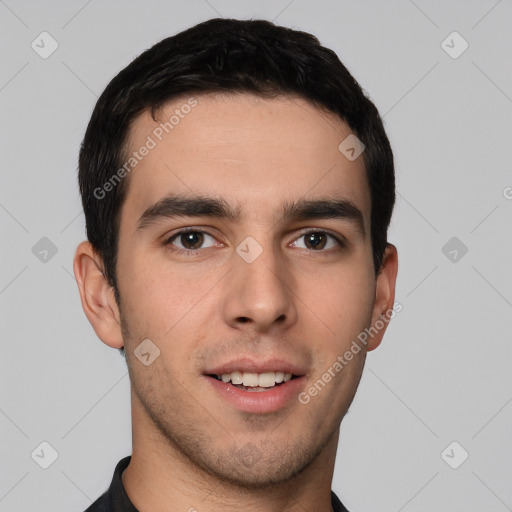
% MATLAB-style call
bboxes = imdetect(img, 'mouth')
[203,358,307,413]
[204,367,306,414]
[207,371,299,392]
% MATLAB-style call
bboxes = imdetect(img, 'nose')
[222,240,298,333]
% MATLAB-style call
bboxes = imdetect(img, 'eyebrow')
[136,193,365,236]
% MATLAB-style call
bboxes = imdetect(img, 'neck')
[122,393,338,512]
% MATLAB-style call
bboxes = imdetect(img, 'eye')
[165,229,218,252]
[290,231,344,251]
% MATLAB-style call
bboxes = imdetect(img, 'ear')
[73,241,124,349]
[367,243,399,352]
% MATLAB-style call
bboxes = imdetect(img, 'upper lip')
[205,357,306,376]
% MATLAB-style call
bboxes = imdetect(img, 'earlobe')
[367,243,399,352]
[73,241,124,349]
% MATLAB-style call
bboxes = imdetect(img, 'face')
[96,93,396,487]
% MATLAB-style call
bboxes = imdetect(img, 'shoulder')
[331,490,351,512]
[82,456,132,512]
[83,491,110,512]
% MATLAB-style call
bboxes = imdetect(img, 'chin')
[180,434,329,490]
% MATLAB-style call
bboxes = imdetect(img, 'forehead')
[120,93,370,229]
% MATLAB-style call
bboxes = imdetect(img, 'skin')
[74,93,398,512]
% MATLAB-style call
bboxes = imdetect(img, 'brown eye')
[166,230,216,251]
[179,231,204,249]
[304,232,327,250]
[291,231,343,251]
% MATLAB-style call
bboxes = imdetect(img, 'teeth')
[230,371,243,385]
[243,373,260,387]
[258,372,276,388]
[217,371,294,387]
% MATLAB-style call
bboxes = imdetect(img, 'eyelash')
[164,228,346,256]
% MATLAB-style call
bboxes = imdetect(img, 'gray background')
[1,1,511,511]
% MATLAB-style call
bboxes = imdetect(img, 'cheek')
[120,243,177,306]
[298,268,375,385]
[116,254,178,343]
[118,255,217,359]
[302,264,375,334]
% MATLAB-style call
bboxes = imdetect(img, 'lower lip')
[204,375,306,414]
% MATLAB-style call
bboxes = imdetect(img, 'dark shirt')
[85,456,350,512]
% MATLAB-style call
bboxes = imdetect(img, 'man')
[73,17,398,512]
